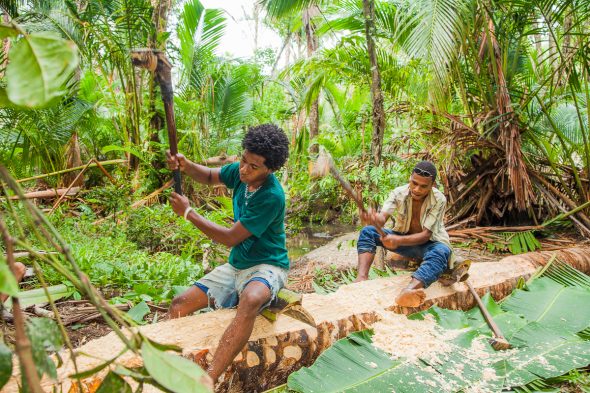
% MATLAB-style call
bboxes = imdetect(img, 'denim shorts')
[195,263,288,309]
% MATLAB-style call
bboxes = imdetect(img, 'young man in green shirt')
[166,124,290,384]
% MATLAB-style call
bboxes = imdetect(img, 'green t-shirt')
[219,162,289,270]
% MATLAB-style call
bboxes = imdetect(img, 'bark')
[62,132,84,187]
[303,6,320,154]
[1,12,10,77]
[362,0,386,167]
[9,247,590,393]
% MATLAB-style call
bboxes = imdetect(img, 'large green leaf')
[0,24,17,39]
[288,331,446,393]
[498,323,590,387]
[5,32,78,108]
[3,284,72,310]
[141,340,210,393]
[287,270,590,393]
[501,277,590,334]
[0,341,13,390]
[127,301,150,323]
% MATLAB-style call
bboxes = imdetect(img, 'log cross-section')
[5,247,590,393]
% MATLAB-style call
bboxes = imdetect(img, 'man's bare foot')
[353,276,368,283]
[395,288,426,307]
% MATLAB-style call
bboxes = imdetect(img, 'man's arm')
[381,229,432,250]
[186,211,251,248]
[184,162,222,185]
[166,151,222,186]
[170,192,251,247]
[360,209,390,228]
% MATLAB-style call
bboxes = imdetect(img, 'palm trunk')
[362,0,386,167]
[304,7,320,154]
[484,17,533,211]
[15,247,590,393]
[62,132,84,187]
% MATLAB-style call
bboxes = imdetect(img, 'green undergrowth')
[12,202,233,304]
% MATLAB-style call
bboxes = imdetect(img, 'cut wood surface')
[6,247,590,393]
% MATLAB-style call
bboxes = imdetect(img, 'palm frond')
[395,0,472,104]
[260,0,324,20]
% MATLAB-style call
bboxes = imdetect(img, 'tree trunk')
[13,247,590,393]
[363,0,385,166]
[534,20,543,66]
[1,12,10,76]
[62,132,84,187]
[304,6,320,154]
[362,0,386,167]
[484,17,534,211]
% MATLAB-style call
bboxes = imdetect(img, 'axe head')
[130,48,159,72]
[309,146,334,179]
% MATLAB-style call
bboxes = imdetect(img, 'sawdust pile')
[371,310,527,392]
[371,311,461,361]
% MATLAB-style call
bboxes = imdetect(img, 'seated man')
[355,161,453,307]
[0,262,26,304]
[166,124,290,384]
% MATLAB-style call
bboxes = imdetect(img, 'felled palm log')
[5,247,590,393]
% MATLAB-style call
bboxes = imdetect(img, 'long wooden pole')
[154,53,182,195]
[16,160,126,183]
[131,50,182,194]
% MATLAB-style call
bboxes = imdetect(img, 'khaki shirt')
[381,184,455,268]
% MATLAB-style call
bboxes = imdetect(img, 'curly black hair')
[242,124,289,171]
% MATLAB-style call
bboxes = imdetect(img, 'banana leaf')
[285,266,590,393]
[501,277,590,334]
[2,284,72,309]
[287,330,446,393]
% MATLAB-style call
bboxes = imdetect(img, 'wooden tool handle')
[466,280,506,340]
[157,57,182,195]
[329,167,386,237]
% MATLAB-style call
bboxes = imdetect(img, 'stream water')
[286,222,356,261]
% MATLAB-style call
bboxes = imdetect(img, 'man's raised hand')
[166,151,188,172]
